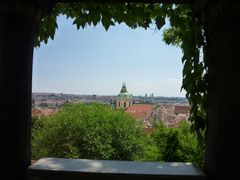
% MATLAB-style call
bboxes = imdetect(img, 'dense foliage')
[36,3,207,143]
[151,122,204,167]
[32,103,204,168]
[32,103,148,160]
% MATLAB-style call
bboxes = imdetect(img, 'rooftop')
[126,104,153,120]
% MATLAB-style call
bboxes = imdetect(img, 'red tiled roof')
[32,108,57,117]
[126,104,153,120]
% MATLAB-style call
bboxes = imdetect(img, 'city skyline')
[33,15,186,97]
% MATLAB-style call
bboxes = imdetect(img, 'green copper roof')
[118,83,133,98]
[118,92,132,98]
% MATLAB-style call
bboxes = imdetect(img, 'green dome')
[118,83,133,98]
[118,92,133,98]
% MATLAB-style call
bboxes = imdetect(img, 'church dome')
[118,83,133,98]
[118,92,132,98]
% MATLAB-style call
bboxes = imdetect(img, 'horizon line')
[32,91,187,98]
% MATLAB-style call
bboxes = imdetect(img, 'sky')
[32,15,186,97]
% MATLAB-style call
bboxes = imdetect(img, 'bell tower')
[116,83,133,109]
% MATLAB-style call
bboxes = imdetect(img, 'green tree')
[32,103,148,161]
[32,116,47,130]
[151,121,204,168]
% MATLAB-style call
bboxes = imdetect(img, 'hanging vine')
[162,5,207,144]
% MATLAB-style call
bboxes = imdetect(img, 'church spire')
[120,82,127,93]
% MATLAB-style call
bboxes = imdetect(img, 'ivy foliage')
[35,3,169,46]
[162,5,207,144]
[35,2,207,144]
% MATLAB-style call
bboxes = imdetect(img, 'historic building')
[116,83,133,109]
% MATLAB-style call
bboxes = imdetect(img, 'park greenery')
[36,3,207,143]
[32,103,204,168]
[32,103,148,160]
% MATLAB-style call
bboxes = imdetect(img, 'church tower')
[116,83,133,109]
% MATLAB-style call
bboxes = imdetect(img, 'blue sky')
[33,15,186,97]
